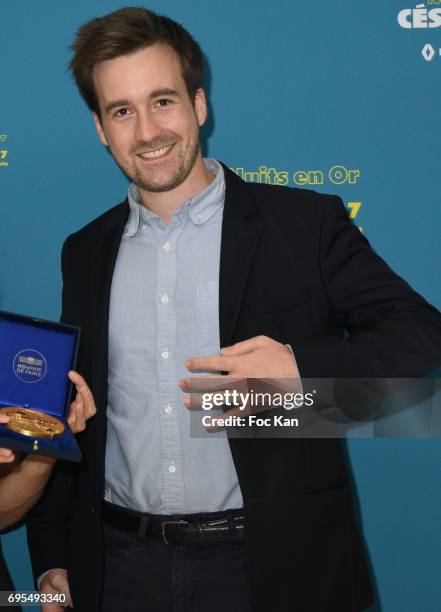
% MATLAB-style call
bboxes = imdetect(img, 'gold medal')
[0,407,65,439]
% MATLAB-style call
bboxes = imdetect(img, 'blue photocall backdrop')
[1,1,440,610]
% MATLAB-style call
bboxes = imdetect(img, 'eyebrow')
[104,89,180,115]
[150,88,180,99]
[104,99,131,114]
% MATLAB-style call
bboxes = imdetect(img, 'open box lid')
[0,310,80,419]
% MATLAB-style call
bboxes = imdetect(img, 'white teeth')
[139,145,172,159]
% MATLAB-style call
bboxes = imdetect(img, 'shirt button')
[164,403,173,415]
[162,241,171,252]
[160,294,169,304]
[196,215,202,225]
[161,348,169,359]
[168,462,176,474]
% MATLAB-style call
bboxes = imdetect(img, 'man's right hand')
[40,568,72,611]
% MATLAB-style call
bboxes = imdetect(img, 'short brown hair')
[69,7,204,116]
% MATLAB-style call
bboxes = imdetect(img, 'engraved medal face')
[0,407,64,439]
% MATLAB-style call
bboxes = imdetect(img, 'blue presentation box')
[0,310,82,462]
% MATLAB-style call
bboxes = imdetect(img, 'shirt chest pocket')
[197,281,220,355]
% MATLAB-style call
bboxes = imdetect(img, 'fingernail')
[185,360,191,369]
[183,396,190,407]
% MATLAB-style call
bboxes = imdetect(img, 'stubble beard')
[117,134,201,194]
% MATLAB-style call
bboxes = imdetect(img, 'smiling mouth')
[137,144,174,160]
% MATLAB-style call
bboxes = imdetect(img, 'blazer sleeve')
[26,236,78,582]
[293,196,441,379]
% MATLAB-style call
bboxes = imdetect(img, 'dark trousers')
[101,522,251,612]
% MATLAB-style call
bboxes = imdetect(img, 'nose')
[134,108,162,144]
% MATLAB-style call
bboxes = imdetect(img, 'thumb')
[49,572,73,607]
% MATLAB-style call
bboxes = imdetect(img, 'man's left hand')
[183,335,300,381]
[180,336,301,423]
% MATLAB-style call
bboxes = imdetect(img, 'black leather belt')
[102,501,245,545]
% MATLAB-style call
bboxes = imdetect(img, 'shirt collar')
[125,158,225,237]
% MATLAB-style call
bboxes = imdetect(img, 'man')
[26,7,441,612]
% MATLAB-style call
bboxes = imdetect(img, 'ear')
[93,112,108,147]
[194,88,207,127]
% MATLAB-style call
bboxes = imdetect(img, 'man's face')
[92,43,207,193]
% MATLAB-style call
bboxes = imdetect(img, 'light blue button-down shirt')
[104,158,244,514]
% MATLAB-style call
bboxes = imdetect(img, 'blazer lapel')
[89,202,129,412]
[219,166,263,348]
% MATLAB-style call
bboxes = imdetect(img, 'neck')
[137,156,215,224]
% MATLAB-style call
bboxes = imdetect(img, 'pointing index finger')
[186,355,231,372]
